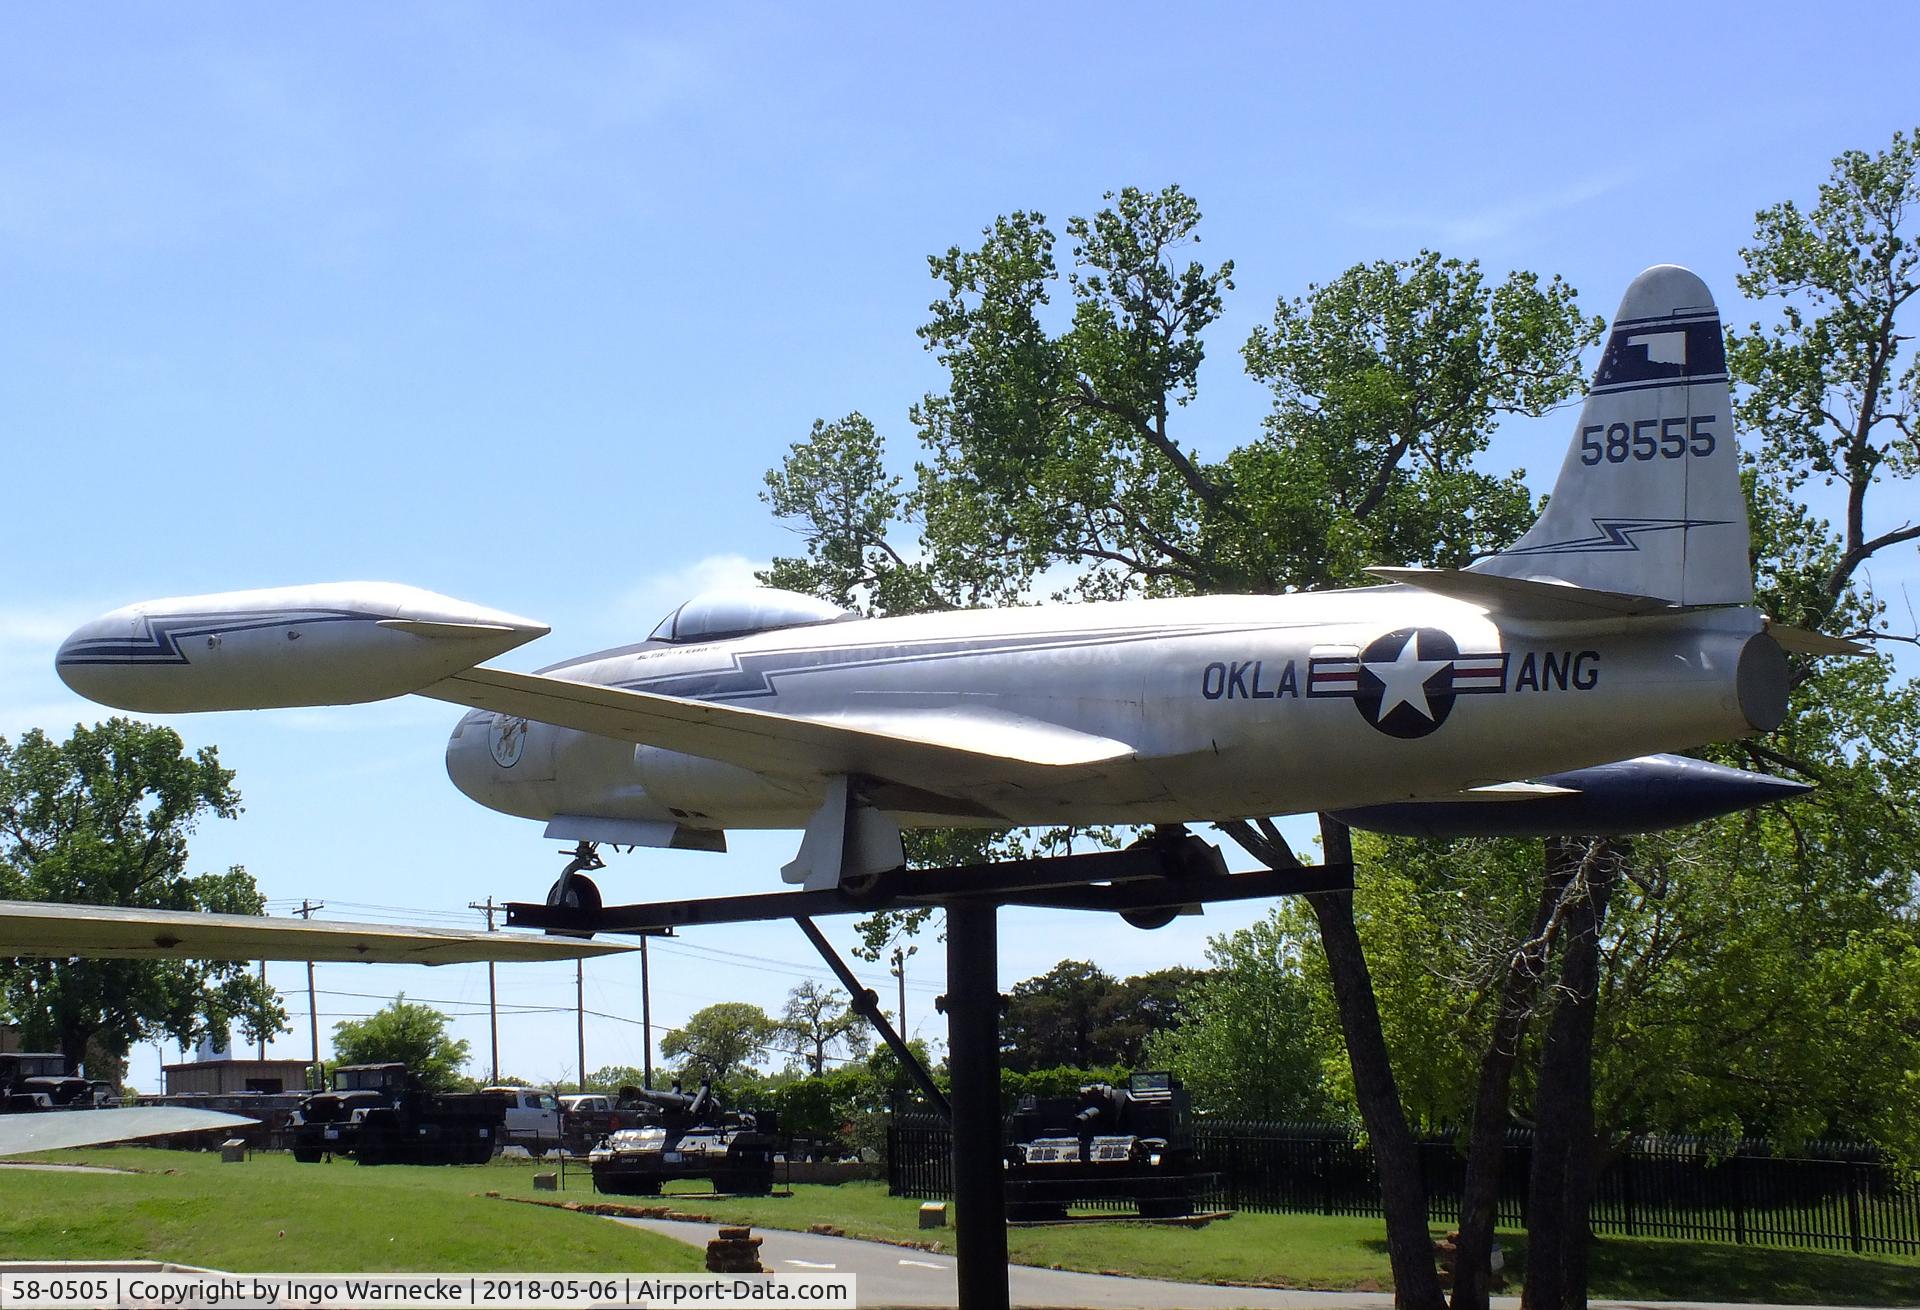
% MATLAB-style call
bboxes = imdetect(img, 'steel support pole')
[487,962,499,1084]
[640,934,654,1090]
[944,903,1008,1310]
[306,960,319,1071]
[576,960,587,1093]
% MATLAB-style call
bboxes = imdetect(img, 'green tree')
[0,719,285,1071]
[1090,966,1205,1068]
[765,186,1600,1308]
[775,980,870,1076]
[1146,918,1327,1119]
[585,1065,650,1094]
[1729,126,1920,641]
[1000,961,1118,1071]
[331,995,470,1092]
[660,1001,777,1082]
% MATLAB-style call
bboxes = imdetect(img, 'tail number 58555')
[1580,414,1716,465]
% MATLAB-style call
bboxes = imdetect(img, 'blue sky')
[3,4,1915,1090]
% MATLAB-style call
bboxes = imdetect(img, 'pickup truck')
[558,1093,630,1154]
[480,1086,562,1156]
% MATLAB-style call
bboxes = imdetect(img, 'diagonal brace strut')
[793,915,951,1123]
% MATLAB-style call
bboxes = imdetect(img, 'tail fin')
[1469,264,1750,606]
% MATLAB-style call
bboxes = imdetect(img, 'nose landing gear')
[545,841,605,936]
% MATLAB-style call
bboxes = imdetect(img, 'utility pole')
[639,934,653,1090]
[295,900,324,1080]
[576,960,587,1094]
[257,959,267,1060]
[892,946,908,1042]
[469,897,501,1083]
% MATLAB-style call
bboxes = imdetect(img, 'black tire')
[544,874,601,939]
[291,1148,322,1164]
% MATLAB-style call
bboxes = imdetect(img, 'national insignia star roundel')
[1353,627,1460,739]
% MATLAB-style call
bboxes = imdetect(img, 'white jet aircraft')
[56,266,1843,907]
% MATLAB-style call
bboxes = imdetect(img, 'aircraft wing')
[422,667,1136,794]
[0,901,631,964]
[0,1106,257,1158]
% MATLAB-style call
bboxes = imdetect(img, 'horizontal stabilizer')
[423,667,1133,799]
[1368,567,1684,621]
[1766,624,1868,657]
[0,900,631,964]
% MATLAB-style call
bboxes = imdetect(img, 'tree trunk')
[1522,837,1622,1310]
[59,1023,91,1076]
[1313,815,1448,1310]
[1450,853,1576,1309]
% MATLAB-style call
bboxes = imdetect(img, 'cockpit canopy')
[647,587,856,645]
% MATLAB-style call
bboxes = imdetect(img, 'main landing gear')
[1119,826,1229,931]
[544,840,605,937]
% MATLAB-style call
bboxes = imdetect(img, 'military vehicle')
[286,1063,505,1165]
[1003,1071,1210,1218]
[587,1081,779,1195]
[0,1053,95,1112]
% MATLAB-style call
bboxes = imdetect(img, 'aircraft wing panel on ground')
[0,901,631,964]
[0,1107,257,1158]
[423,667,1133,792]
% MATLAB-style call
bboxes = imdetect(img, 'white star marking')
[1362,632,1453,722]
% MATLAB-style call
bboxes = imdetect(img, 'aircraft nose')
[444,710,495,805]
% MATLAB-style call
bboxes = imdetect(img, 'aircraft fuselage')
[443,587,1784,834]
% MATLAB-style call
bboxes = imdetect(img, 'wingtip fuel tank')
[1333,753,1811,840]
[56,582,549,713]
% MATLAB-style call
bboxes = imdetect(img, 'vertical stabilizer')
[1469,265,1750,606]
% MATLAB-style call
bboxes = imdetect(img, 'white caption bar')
[0,1272,857,1310]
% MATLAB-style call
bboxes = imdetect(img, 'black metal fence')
[887,1114,1920,1255]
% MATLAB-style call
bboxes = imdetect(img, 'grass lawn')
[3,1150,1916,1305]
[664,1179,1920,1305]
[0,1149,702,1273]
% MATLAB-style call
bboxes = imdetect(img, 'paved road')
[617,1217,1898,1310]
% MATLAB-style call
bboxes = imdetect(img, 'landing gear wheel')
[1121,826,1227,930]
[546,873,602,912]
[546,841,605,937]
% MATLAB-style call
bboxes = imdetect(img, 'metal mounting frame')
[502,840,1354,1310]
